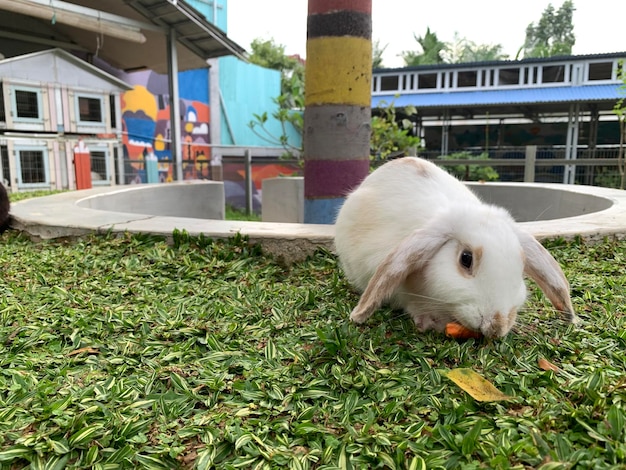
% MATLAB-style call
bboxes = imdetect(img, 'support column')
[167,29,183,182]
[564,103,580,184]
[441,111,450,156]
[304,0,372,224]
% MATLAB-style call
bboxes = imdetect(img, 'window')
[524,67,538,84]
[542,65,566,83]
[402,74,415,90]
[77,96,104,123]
[18,148,47,185]
[457,70,477,88]
[380,75,399,91]
[109,95,117,129]
[417,73,437,89]
[481,70,495,87]
[1,145,10,185]
[588,62,613,81]
[498,68,520,86]
[90,150,108,183]
[14,88,41,120]
[0,84,5,122]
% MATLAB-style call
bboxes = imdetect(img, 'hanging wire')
[95,12,104,58]
[50,0,56,24]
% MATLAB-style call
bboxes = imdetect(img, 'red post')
[74,139,92,190]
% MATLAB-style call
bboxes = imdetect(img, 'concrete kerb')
[9,182,626,264]
[9,184,335,265]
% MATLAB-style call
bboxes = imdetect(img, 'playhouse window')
[14,88,41,120]
[77,95,104,123]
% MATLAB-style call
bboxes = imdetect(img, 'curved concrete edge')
[9,183,626,264]
[9,186,335,265]
[490,182,626,242]
[77,181,225,220]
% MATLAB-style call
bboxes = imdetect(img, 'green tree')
[440,152,499,181]
[248,39,421,164]
[248,38,305,100]
[445,33,509,63]
[248,74,303,157]
[403,29,507,65]
[370,101,421,162]
[523,1,576,58]
[373,39,386,69]
[401,27,447,66]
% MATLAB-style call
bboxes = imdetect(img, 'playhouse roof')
[0,48,132,92]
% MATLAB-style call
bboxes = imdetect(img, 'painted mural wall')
[120,69,212,184]
[116,0,302,212]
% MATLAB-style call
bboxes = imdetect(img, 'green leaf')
[49,438,70,455]
[607,404,625,441]
[0,445,31,462]
[68,425,102,448]
[461,420,483,456]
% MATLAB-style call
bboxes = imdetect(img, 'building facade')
[0,49,130,190]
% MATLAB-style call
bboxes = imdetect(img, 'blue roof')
[372,84,625,109]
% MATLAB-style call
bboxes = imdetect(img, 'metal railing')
[418,146,624,188]
[117,145,623,215]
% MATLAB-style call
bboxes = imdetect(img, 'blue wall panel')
[218,56,302,148]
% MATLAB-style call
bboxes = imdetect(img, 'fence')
[418,146,624,188]
[118,149,302,215]
[117,145,624,215]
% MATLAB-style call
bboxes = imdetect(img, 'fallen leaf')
[443,368,512,402]
[538,358,560,372]
[67,347,99,357]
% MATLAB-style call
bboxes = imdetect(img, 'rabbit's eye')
[460,250,473,271]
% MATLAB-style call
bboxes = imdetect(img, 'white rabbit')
[334,157,577,338]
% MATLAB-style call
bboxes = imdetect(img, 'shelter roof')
[373,84,624,116]
[0,0,247,74]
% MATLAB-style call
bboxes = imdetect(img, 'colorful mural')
[120,69,211,184]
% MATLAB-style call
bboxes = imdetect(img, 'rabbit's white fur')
[334,157,577,338]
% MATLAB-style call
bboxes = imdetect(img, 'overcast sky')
[227,1,625,68]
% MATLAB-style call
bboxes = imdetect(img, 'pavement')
[8,182,626,264]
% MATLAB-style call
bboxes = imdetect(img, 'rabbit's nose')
[481,310,513,338]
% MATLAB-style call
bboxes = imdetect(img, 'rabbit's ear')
[350,228,449,323]
[516,229,578,323]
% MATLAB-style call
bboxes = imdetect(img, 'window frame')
[75,93,106,126]
[10,85,43,123]
[87,144,112,186]
[14,144,50,189]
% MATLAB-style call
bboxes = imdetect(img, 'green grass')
[0,230,625,469]
[225,205,261,222]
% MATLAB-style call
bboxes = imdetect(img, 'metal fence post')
[244,149,253,215]
[524,145,536,182]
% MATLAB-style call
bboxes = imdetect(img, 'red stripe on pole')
[304,159,370,198]
[308,0,371,15]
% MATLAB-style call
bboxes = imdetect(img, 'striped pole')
[304,0,372,224]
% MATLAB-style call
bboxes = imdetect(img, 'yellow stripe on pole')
[305,36,372,107]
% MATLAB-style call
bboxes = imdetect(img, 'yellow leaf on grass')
[443,368,512,402]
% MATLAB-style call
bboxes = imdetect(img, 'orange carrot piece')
[445,322,483,340]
